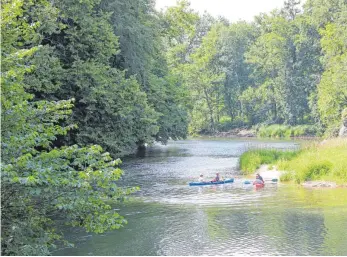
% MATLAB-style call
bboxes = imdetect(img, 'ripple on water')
[55,140,347,256]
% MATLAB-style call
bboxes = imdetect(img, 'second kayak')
[189,178,234,186]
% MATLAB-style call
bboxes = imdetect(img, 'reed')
[239,149,299,174]
[240,138,347,184]
[278,138,347,183]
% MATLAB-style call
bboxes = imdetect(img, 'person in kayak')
[256,173,264,183]
[198,174,205,182]
[212,172,220,182]
[253,173,264,185]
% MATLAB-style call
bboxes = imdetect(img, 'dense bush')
[217,116,248,131]
[255,124,318,138]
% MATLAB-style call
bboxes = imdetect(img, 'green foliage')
[98,0,191,145]
[218,22,258,122]
[255,124,318,138]
[277,139,347,183]
[318,14,347,135]
[217,117,247,131]
[342,108,347,121]
[160,3,214,135]
[2,0,347,253]
[67,62,159,156]
[185,23,226,133]
[161,0,199,65]
[20,0,191,156]
[180,0,346,135]
[279,171,295,181]
[239,149,299,174]
[1,1,137,255]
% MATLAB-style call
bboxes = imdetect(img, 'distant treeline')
[172,0,347,137]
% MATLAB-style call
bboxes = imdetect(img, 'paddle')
[266,178,278,182]
[243,178,278,184]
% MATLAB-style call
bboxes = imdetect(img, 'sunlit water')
[55,138,347,256]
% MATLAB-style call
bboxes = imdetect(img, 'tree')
[302,0,347,135]
[318,19,347,134]
[1,1,137,254]
[24,0,161,156]
[157,0,201,137]
[244,13,291,124]
[217,22,258,121]
[281,0,302,20]
[186,24,226,133]
[243,8,320,126]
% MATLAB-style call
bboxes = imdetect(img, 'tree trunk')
[204,89,215,132]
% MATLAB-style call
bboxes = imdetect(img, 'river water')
[55,138,347,256]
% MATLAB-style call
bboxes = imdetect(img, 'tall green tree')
[186,24,226,133]
[158,0,201,137]
[243,4,319,126]
[99,0,191,145]
[25,0,160,156]
[1,1,136,255]
[317,4,347,134]
[217,22,258,121]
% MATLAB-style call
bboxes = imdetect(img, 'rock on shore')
[302,181,337,188]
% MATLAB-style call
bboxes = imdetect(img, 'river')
[55,138,347,256]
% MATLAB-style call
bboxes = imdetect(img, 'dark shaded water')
[55,138,347,256]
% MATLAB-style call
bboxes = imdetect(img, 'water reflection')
[55,139,347,256]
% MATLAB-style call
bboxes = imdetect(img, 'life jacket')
[253,179,264,185]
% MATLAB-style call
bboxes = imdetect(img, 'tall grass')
[278,138,347,184]
[240,138,347,184]
[239,149,299,174]
[256,124,318,138]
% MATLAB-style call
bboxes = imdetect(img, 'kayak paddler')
[212,172,220,182]
[198,174,205,182]
[253,173,264,185]
[256,173,264,183]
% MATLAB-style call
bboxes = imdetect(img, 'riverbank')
[201,128,256,138]
[240,138,347,187]
[254,164,345,188]
[199,124,319,139]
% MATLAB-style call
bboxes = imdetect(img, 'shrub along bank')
[254,124,319,138]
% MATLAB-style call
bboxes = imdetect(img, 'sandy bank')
[255,164,283,180]
[255,164,345,188]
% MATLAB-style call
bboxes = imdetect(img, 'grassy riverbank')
[254,124,318,138]
[198,124,319,139]
[239,149,300,174]
[240,138,347,184]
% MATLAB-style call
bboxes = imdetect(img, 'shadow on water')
[54,139,347,256]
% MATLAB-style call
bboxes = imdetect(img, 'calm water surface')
[55,138,347,256]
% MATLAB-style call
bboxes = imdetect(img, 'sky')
[155,0,300,22]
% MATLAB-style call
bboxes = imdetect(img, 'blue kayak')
[189,178,234,186]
